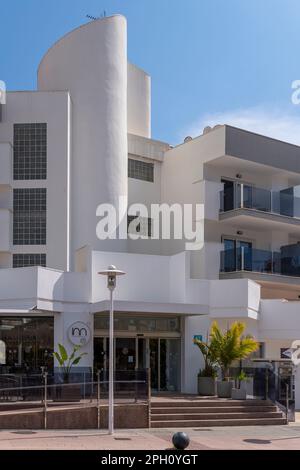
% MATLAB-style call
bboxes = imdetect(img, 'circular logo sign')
[68,322,91,346]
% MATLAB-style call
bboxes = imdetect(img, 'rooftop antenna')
[86,11,106,21]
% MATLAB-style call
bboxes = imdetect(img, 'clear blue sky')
[1,0,300,144]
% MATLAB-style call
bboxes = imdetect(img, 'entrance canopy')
[91,300,209,316]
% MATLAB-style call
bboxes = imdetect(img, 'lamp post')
[98,265,125,434]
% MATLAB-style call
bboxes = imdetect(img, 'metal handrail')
[0,370,151,431]
[0,379,147,394]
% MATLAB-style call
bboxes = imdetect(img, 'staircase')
[150,399,287,428]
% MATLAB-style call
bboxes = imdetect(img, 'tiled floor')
[1,424,300,450]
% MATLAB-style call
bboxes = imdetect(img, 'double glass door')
[94,336,181,392]
[223,238,252,272]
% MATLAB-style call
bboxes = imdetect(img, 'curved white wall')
[38,16,128,262]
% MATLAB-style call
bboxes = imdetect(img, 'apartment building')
[0,15,300,405]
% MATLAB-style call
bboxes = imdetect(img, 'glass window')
[127,215,152,237]
[13,254,46,268]
[0,317,54,373]
[13,188,47,245]
[128,158,154,182]
[94,315,180,332]
[13,123,47,180]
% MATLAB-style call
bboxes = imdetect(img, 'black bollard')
[172,432,190,450]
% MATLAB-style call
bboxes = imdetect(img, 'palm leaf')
[58,343,68,362]
[53,352,64,367]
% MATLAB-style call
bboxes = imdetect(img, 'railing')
[220,246,300,278]
[229,362,295,422]
[0,369,151,430]
[220,183,300,218]
[0,370,149,404]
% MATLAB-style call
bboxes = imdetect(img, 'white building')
[1,15,300,405]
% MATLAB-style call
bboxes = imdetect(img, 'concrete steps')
[152,405,277,414]
[150,399,287,428]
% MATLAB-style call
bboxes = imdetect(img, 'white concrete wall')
[38,16,128,260]
[127,63,151,138]
[91,250,170,303]
[0,143,12,184]
[182,314,210,393]
[209,278,260,320]
[0,210,11,252]
[54,309,93,371]
[259,299,300,341]
[0,91,71,271]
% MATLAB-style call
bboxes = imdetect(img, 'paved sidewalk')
[1,424,300,450]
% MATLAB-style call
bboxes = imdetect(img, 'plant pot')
[217,380,234,398]
[198,376,217,396]
[231,387,247,400]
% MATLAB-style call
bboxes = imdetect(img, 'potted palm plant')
[231,370,248,400]
[194,336,218,396]
[209,321,258,398]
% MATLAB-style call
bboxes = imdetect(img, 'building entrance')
[94,335,181,392]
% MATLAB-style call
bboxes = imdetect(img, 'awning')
[91,300,209,316]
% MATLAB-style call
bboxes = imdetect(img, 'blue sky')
[1,0,300,144]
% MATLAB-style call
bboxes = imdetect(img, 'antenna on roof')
[86,14,99,21]
[86,11,106,21]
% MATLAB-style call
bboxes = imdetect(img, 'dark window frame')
[13,123,47,180]
[128,158,154,182]
[13,188,47,245]
[13,253,46,268]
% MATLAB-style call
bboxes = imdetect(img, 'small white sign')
[68,322,91,346]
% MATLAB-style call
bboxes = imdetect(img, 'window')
[94,315,180,332]
[128,158,154,182]
[13,254,46,268]
[0,317,54,372]
[127,215,152,237]
[14,123,47,180]
[13,188,46,245]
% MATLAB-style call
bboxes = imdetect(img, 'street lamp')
[98,265,125,434]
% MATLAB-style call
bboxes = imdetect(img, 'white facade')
[1,15,300,406]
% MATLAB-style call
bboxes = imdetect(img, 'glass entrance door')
[115,338,136,370]
[149,338,181,392]
[94,336,181,392]
[149,339,159,390]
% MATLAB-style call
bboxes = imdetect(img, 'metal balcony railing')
[220,183,300,218]
[220,246,300,278]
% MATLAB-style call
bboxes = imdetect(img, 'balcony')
[220,244,300,284]
[219,183,300,231]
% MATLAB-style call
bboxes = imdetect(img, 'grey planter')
[231,387,247,400]
[198,376,217,396]
[217,380,235,398]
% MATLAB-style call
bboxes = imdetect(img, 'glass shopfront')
[94,314,181,392]
[0,317,54,374]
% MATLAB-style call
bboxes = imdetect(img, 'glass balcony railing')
[220,246,300,278]
[220,183,300,218]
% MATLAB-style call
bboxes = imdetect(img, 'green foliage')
[53,344,87,379]
[193,335,218,378]
[235,370,249,388]
[209,321,258,381]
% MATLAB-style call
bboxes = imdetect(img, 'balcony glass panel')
[220,182,300,219]
[220,246,300,278]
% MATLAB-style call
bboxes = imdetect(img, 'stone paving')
[1,423,300,450]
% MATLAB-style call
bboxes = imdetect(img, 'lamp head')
[98,265,126,291]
